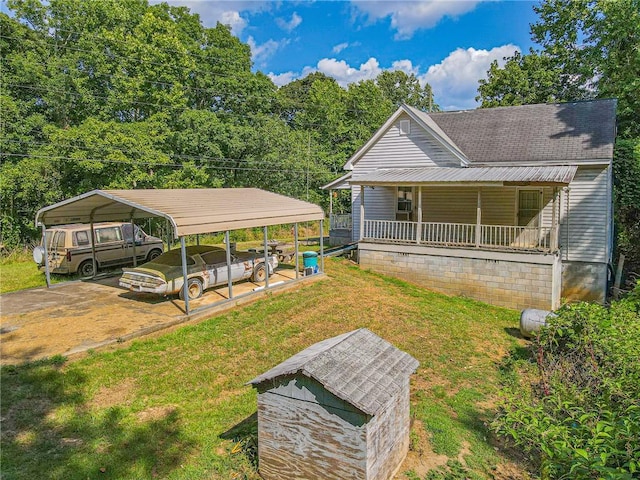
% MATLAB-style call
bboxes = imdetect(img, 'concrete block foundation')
[359,243,561,311]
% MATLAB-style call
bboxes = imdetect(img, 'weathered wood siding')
[366,378,411,480]
[256,376,369,480]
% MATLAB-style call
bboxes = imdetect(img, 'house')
[324,100,617,310]
[248,328,419,480]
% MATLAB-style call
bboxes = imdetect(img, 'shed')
[248,328,419,480]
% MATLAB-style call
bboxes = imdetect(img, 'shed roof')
[35,188,325,237]
[248,328,419,416]
[427,99,616,164]
[349,165,578,186]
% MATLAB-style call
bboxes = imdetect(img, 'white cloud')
[420,44,519,110]
[152,1,272,34]
[332,42,350,54]
[315,57,383,87]
[276,12,302,32]
[268,71,299,87]
[247,36,290,66]
[351,0,481,40]
[219,11,247,35]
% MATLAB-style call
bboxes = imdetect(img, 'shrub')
[493,286,640,479]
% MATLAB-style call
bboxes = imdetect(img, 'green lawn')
[0,258,527,479]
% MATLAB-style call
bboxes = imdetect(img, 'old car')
[119,245,279,300]
[33,222,164,277]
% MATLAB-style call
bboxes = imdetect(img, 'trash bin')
[302,251,319,275]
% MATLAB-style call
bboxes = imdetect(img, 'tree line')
[0,0,437,247]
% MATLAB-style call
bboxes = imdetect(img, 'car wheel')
[179,278,203,300]
[147,249,162,261]
[78,260,95,278]
[252,264,266,282]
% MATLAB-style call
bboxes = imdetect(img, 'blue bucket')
[303,251,318,272]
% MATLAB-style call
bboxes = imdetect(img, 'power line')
[0,152,334,176]
[0,137,340,170]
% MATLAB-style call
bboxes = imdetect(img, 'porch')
[362,220,558,253]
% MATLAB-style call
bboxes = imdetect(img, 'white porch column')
[225,230,233,299]
[416,186,423,244]
[359,185,365,240]
[475,188,482,248]
[551,187,558,251]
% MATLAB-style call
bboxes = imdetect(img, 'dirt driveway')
[0,268,309,364]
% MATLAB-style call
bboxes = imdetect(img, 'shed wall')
[366,377,412,480]
[256,376,368,480]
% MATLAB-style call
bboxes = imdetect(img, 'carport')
[35,188,325,315]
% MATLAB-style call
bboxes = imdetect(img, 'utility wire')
[0,137,341,170]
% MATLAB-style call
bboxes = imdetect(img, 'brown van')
[33,222,164,277]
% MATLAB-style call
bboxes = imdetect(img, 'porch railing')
[362,219,558,252]
[330,213,352,230]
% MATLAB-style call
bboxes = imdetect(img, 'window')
[54,231,66,249]
[397,187,413,212]
[399,119,410,136]
[95,227,122,244]
[518,190,541,226]
[201,250,227,265]
[74,231,90,246]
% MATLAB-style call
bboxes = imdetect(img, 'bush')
[493,287,640,479]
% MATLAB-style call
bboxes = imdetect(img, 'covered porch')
[350,165,576,254]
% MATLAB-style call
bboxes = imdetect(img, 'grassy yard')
[1,258,528,480]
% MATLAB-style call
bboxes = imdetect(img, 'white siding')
[354,113,460,174]
[352,186,396,241]
[561,165,610,263]
[422,187,477,223]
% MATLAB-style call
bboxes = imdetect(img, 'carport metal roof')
[35,188,325,237]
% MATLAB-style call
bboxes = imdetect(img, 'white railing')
[330,214,352,230]
[480,225,555,251]
[422,222,476,246]
[362,219,559,252]
[363,220,417,243]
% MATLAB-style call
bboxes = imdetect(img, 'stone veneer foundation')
[358,243,562,311]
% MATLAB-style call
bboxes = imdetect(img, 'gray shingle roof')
[248,328,419,416]
[426,99,616,164]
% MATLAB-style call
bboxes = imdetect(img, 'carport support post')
[130,218,137,267]
[41,223,51,288]
[90,218,97,278]
[294,223,299,279]
[320,219,324,273]
[263,226,269,288]
[225,231,233,299]
[180,237,190,315]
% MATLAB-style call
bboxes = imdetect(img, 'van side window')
[96,227,122,244]
[54,231,66,249]
[74,231,90,246]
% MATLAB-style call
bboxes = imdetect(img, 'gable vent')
[399,119,410,136]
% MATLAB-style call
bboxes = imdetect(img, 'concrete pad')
[0,266,323,365]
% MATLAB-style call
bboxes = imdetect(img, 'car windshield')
[151,250,195,266]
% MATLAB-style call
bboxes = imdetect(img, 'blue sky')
[162,0,539,110]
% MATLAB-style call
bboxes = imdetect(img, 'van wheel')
[147,249,162,262]
[253,264,266,283]
[78,260,95,278]
[179,278,203,300]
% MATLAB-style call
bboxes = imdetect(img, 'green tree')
[375,70,439,111]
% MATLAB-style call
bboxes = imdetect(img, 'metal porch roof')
[35,188,325,237]
[349,165,578,186]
